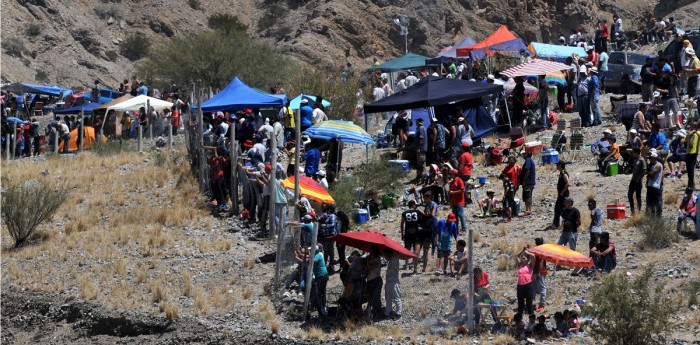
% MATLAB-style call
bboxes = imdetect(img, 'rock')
[107,17,114,25]
[119,20,126,29]
[112,39,119,45]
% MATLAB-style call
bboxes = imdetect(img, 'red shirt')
[474,272,490,289]
[601,24,609,39]
[449,177,465,206]
[458,152,473,177]
[501,164,521,188]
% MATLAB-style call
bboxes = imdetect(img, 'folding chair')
[33,102,43,117]
[565,119,584,162]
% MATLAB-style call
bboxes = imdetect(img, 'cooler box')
[606,162,619,176]
[524,141,543,155]
[513,198,522,215]
[353,209,369,224]
[542,149,559,164]
[606,203,625,220]
[388,160,410,174]
[489,148,505,165]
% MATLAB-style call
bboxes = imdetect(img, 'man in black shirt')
[400,200,422,271]
[557,197,580,250]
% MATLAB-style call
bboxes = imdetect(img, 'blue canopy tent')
[201,77,287,112]
[528,42,587,62]
[425,36,477,65]
[289,94,331,111]
[2,82,71,97]
[54,102,101,115]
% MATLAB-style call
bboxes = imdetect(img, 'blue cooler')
[353,209,369,224]
[388,160,410,174]
[513,198,521,215]
[542,149,559,165]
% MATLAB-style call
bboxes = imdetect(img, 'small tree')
[637,215,678,250]
[330,157,403,214]
[120,33,150,61]
[586,267,675,345]
[1,179,68,247]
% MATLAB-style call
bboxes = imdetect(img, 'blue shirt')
[435,219,458,250]
[138,85,148,96]
[300,105,314,128]
[303,147,321,176]
[313,252,328,278]
[522,157,536,186]
[648,132,668,151]
[414,124,427,152]
[588,75,600,96]
[319,213,337,237]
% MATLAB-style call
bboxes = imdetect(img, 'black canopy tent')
[363,76,503,113]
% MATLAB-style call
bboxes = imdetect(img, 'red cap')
[244,140,253,149]
[451,168,458,174]
[447,213,457,222]
[462,141,470,148]
[244,109,253,114]
[265,163,272,172]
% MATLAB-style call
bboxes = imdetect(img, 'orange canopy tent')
[58,126,107,152]
[456,25,519,57]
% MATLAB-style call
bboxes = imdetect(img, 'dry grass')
[270,317,280,334]
[135,264,148,284]
[79,274,98,300]
[194,289,211,316]
[241,285,253,300]
[492,334,516,345]
[115,258,128,277]
[182,270,192,297]
[624,213,646,229]
[161,302,179,320]
[664,192,679,205]
[498,224,507,237]
[496,256,511,271]
[357,325,382,341]
[306,326,324,340]
[148,279,168,303]
[473,230,481,242]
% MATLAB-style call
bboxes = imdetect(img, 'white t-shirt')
[405,75,418,87]
[373,87,386,101]
[395,79,407,92]
[615,18,622,32]
[312,108,327,124]
[657,20,666,30]
[273,122,284,147]
[258,124,274,139]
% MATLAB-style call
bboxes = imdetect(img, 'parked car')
[605,51,646,94]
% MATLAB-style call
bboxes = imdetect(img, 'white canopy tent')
[107,95,174,112]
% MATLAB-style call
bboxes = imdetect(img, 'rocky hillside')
[1,0,697,89]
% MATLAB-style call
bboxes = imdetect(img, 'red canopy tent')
[456,25,519,58]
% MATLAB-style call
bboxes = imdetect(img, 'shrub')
[3,38,26,57]
[105,50,119,62]
[287,69,372,122]
[35,70,49,83]
[25,23,43,37]
[120,33,149,61]
[208,14,247,34]
[94,3,121,20]
[637,215,678,250]
[1,179,68,247]
[329,157,403,213]
[685,279,700,306]
[586,267,674,344]
[257,4,285,32]
[187,0,201,10]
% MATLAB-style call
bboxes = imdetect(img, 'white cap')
[629,129,637,134]
[677,129,687,138]
[650,152,659,158]
[300,99,309,104]
[603,129,612,134]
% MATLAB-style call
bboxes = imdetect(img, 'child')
[524,313,537,336]
[553,311,567,337]
[435,213,459,275]
[567,311,580,335]
[677,188,696,232]
[477,190,501,217]
[444,288,467,321]
[509,313,526,338]
[383,248,402,319]
[448,239,468,278]
[533,314,549,337]
[500,173,516,222]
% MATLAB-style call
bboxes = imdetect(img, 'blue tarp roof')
[469,38,529,61]
[363,76,503,113]
[2,82,71,97]
[529,42,587,61]
[368,53,437,72]
[289,94,331,111]
[54,102,101,115]
[201,77,287,112]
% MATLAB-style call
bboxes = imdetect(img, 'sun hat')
[590,67,598,73]
[603,129,612,134]
[686,48,696,56]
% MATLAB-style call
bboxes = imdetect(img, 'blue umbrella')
[289,94,331,111]
[302,120,375,145]
[6,117,25,124]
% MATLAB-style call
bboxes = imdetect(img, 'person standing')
[549,161,570,230]
[532,237,548,313]
[515,247,536,316]
[598,49,609,92]
[646,151,664,216]
[686,121,700,190]
[538,75,550,129]
[400,200,422,272]
[588,67,602,126]
[685,49,700,100]
[317,204,338,272]
[415,118,427,178]
[656,68,679,128]
[641,55,659,102]
[59,120,70,154]
[458,142,473,201]
[302,142,321,178]
[628,147,646,215]
[558,197,581,250]
[521,152,536,216]
[577,67,591,127]
[448,168,467,234]
[365,246,384,321]
[310,244,329,317]
[512,77,526,128]
[383,248,402,320]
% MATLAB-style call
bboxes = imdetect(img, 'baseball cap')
[629,129,637,134]
[646,54,654,59]
[586,46,594,51]
[649,152,658,158]
[462,141,470,148]
[603,129,612,134]
[265,163,272,172]
[662,64,672,72]
[590,67,598,73]
[677,129,687,138]
[431,117,438,122]
[300,99,309,104]
[303,214,313,221]
[316,170,326,177]
[447,213,457,222]
[244,109,253,114]
[487,74,495,80]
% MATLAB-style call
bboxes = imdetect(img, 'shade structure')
[426,36,477,64]
[528,244,593,268]
[528,42,587,62]
[2,82,71,97]
[108,95,174,112]
[545,71,568,87]
[368,53,435,72]
[94,94,134,112]
[456,25,521,58]
[500,59,573,78]
[302,120,375,145]
[280,175,334,204]
[201,77,287,112]
[504,79,539,95]
[54,102,101,115]
[289,94,331,111]
[329,230,418,260]
[57,126,107,152]
[6,117,24,124]
[469,38,528,61]
[363,76,503,113]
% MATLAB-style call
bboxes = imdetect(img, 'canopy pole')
[79,108,84,152]
[302,222,319,322]
[269,133,277,238]
[138,118,142,152]
[336,136,341,179]
[148,100,153,139]
[294,108,301,204]
[467,226,475,333]
[197,88,205,191]
[5,134,10,161]
[504,91,512,129]
[231,118,239,215]
[364,112,369,162]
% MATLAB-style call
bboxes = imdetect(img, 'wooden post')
[167,117,172,149]
[230,120,239,215]
[302,222,319,322]
[138,119,143,152]
[197,89,205,190]
[79,108,84,152]
[5,134,10,161]
[148,100,153,139]
[268,133,277,237]
[53,128,58,154]
[294,109,301,202]
[467,226,475,333]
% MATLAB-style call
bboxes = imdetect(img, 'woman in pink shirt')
[515,247,536,315]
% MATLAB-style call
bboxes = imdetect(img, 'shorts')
[438,249,451,258]
[416,152,426,167]
[404,232,416,251]
[522,185,534,204]
[667,154,684,163]
[415,230,432,244]
[504,192,515,209]
[598,70,608,82]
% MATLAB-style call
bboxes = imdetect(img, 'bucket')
[353,209,369,224]
[477,176,487,185]
[606,162,619,176]
[542,149,559,164]
[489,148,505,165]
[388,160,410,174]
[381,193,397,209]
[606,203,625,220]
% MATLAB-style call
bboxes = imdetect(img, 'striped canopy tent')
[280,175,334,204]
[500,59,572,78]
[302,120,375,145]
[503,79,538,95]
[528,244,593,268]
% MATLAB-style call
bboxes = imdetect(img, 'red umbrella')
[329,230,418,260]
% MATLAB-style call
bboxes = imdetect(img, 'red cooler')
[524,141,543,155]
[606,203,625,220]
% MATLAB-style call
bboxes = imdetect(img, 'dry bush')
[79,274,98,300]
[664,192,679,205]
[160,302,179,320]
[194,289,211,315]
[498,224,507,237]
[256,303,275,321]
[418,306,428,319]
[638,216,678,250]
[149,279,168,303]
[624,213,646,229]
[64,219,88,236]
[270,317,280,334]
[357,326,382,341]
[241,285,253,300]
[182,270,192,297]
[586,191,597,201]
[496,256,511,271]
[473,230,481,242]
[306,326,324,340]
[215,239,232,252]
[135,264,148,284]
[343,319,357,333]
[492,334,515,345]
[115,258,128,277]
[685,279,700,306]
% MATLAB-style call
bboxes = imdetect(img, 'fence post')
[79,109,84,152]
[53,127,58,154]
[231,120,239,215]
[138,119,143,152]
[294,109,301,203]
[168,117,172,149]
[302,222,319,322]
[269,134,277,237]
[148,100,153,139]
[5,134,10,161]
[197,89,205,190]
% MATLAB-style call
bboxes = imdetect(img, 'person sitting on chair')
[666,129,686,178]
[620,129,642,173]
[677,188,696,232]
[591,129,612,160]
[598,135,620,175]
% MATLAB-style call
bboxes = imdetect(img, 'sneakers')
[536,305,545,313]
[504,218,512,223]
[435,269,444,274]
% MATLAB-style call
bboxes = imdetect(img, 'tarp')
[426,36,477,65]
[500,59,572,78]
[363,76,503,113]
[289,94,331,111]
[367,53,435,72]
[201,77,287,112]
[54,102,101,115]
[57,126,107,152]
[108,95,174,112]
[2,83,71,97]
[528,42,587,61]
[469,38,528,61]
[94,94,134,112]
[456,25,520,58]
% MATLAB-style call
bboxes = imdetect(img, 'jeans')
[590,93,601,124]
[61,133,70,153]
[451,205,467,232]
[517,282,533,315]
[628,180,643,214]
[578,94,590,126]
[646,186,662,216]
[384,280,402,316]
[366,277,383,318]
[311,275,328,316]
[642,83,654,102]
[532,274,546,307]
[663,98,679,127]
[686,154,697,190]
[557,231,578,251]
[594,255,616,272]
[677,213,696,232]
[319,238,335,268]
[553,195,566,227]
[540,98,549,128]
